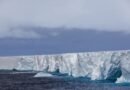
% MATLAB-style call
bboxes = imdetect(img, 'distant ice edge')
[14,50,130,83]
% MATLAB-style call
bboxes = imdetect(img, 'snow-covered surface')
[0,57,19,70]
[0,50,130,83]
[34,72,53,77]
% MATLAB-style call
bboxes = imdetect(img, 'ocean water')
[0,71,130,90]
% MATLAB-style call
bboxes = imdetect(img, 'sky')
[0,0,130,55]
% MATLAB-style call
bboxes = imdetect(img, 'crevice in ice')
[106,67,122,82]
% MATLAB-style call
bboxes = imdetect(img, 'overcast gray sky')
[0,0,130,55]
[0,0,130,38]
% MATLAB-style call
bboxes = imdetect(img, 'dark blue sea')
[0,71,130,90]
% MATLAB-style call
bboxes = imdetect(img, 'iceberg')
[34,72,53,77]
[0,50,130,83]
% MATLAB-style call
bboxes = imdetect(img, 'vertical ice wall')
[14,50,130,83]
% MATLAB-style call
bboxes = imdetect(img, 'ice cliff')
[14,50,130,83]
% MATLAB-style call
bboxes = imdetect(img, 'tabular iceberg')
[14,50,130,83]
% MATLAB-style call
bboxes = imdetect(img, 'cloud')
[0,29,40,39]
[0,0,130,38]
